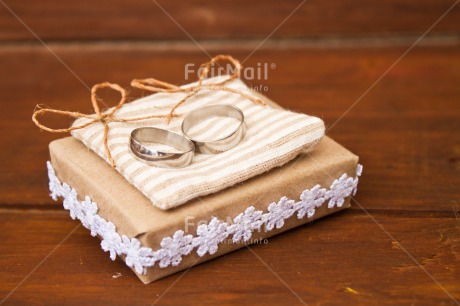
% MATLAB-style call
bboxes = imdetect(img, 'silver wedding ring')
[181,104,245,154]
[130,104,245,167]
[130,127,194,168]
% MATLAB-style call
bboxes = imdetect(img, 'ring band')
[130,127,194,168]
[181,104,246,154]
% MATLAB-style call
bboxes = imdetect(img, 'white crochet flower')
[192,217,229,256]
[61,182,72,197]
[73,199,87,224]
[157,230,194,268]
[88,215,105,238]
[100,221,122,261]
[63,187,78,220]
[47,162,63,200]
[80,196,98,230]
[327,174,355,208]
[228,206,264,243]
[121,236,156,274]
[356,164,363,177]
[264,197,295,231]
[352,164,363,196]
[295,185,327,219]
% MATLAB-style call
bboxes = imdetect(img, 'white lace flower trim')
[265,197,296,231]
[228,206,264,243]
[157,230,194,268]
[192,217,229,256]
[295,185,328,219]
[47,161,362,275]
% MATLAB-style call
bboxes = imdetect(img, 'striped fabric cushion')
[71,77,325,210]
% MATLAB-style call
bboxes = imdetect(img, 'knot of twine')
[32,83,179,167]
[32,55,266,168]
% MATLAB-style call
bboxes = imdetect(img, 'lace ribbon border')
[47,161,363,275]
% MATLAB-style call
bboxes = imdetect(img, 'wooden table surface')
[0,1,459,305]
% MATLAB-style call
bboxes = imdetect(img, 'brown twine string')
[32,55,266,168]
[131,55,266,123]
[32,82,179,168]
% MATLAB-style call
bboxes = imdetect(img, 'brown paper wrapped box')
[47,97,360,284]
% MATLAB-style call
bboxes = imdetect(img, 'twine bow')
[32,82,179,167]
[33,55,266,169]
[131,55,266,123]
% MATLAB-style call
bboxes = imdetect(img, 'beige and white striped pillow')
[71,77,325,210]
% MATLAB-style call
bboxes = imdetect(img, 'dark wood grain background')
[0,0,459,305]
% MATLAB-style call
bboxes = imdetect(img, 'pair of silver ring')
[130,104,245,168]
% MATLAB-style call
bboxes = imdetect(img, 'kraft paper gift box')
[46,94,362,284]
